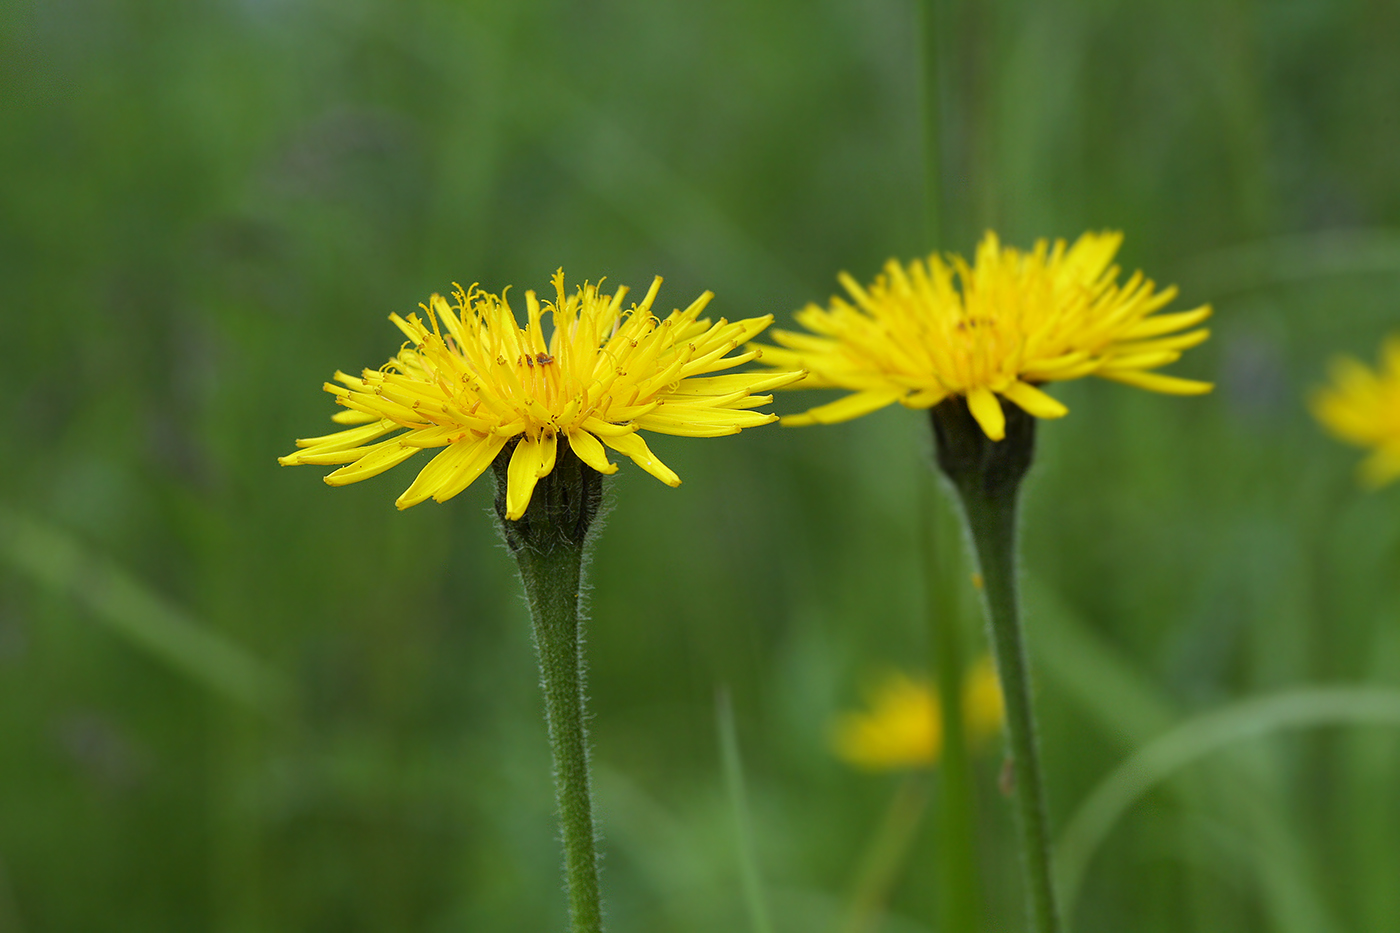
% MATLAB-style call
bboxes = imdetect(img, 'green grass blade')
[1028,578,1344,930]
[1055,686,1400,914]
[0,505,290,715]
[1180,228,1400,297]
[835,775,928,933]
[717,687,776,933]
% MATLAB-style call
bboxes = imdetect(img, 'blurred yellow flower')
[1311,335,1400,488]
[760,231,1213,441]
[961,655,1005,745]
[832,658,1005,771]
[281,271,801,518]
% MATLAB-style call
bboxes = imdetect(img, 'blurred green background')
[3,0,1400,930]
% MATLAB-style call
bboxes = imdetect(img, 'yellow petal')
[279,422,398,465]
[744,344,820,378]
[536,431,558,478]
[1096,369,1214,395]
[430,435,509,505]
[899,388,949,409]
[781,390,904,426]
[1098,350,1184,371]
[395,436,502,509]
[290,435,407,466]
[1117,305,1212,340]
[1111,328,1212,357]
[505,437,546,519]
[332,408,380,425]
[966,387,1006,440]
[635,406,775,436]
[580,416,637,437]
[323,443,420,486]
[290,420,396,451]
[395,425,463,449]
[666,370,807,397]
[1001,381,1068,420]
[601,432,680,486]
[567,430,619,475]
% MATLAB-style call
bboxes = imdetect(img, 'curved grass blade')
[717,686,776,933]
[0,505,290,715]
[1027,578,1341,931]
[1180,229,1400,298]
[1055,685,1400,913]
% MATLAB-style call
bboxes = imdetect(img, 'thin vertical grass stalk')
[716,688,775,933]
[931,397,1061,933]
[919,3,984,928]
[838,775,930,933]
[494,440,605,933]
[919,475,982,933]
[918,0,946,248]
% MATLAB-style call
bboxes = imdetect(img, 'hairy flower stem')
[494,440,605,933]
[931,397,1061,933]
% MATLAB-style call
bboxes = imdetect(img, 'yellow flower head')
[1311,335,1400,488]
[280,271,802,518]
[760,231,1214,441]
[832,659,1005,771]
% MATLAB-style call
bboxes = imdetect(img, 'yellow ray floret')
[1311,334,1400,488]
[832,659,1005,771]
[280,271,803,517]
[759,231,1214,441]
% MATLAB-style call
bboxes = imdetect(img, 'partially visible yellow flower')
[833,673,940,770]
[280,271,802,518]
[759,231,1213,441]
[1311,334,1400,488]
[832,658,1005,771]
[961,655,1005,744]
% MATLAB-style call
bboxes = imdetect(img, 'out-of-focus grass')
[3,0,1400,930]
[0,507,289,713]
[1056,684,1400,912]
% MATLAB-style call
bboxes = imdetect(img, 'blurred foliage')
[2,0,1400,930]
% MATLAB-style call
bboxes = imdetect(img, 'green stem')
[931,398,1061,933]
[516,539,601,933]
[963,474,1059,933]
[494,441,605,933]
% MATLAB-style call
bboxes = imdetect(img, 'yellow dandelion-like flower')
[1311,334,1400,488]
[280,271,803,517]
[832,660,1005,772]
[759,231,1214,440]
